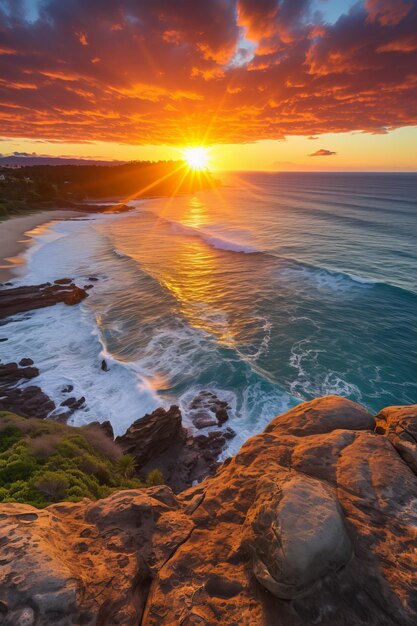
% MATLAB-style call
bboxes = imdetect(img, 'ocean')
[2,172,416,455]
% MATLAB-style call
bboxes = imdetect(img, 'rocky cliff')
[1,396,417,625]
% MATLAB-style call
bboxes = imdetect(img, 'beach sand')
[0,210,83,283]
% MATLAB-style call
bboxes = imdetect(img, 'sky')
[1,0,417,171]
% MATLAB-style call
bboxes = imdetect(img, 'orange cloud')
[0,0,416,145]
[309,149,337,156]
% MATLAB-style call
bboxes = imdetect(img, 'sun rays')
[182,147,211,171]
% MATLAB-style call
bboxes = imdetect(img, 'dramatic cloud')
[0,0,416,144]
[309,149,337,156]
[365,0,413,25]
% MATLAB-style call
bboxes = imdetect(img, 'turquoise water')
[3,172,416,449]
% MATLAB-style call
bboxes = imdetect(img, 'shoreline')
[0,209,86,283]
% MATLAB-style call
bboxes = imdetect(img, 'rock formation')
[0,279,88,319]
[116,406,233,491]
[0,361,55,419]
[0,278,91,420]
[186,391,231,429]
[1,396,417,625]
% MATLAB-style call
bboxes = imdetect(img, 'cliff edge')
[1,396,417,625]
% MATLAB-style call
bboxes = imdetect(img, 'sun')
[182,146,210,171]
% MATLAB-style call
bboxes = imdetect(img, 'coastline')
[0,210,84,283]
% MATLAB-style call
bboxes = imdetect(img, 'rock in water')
[0,280,88,319]
[0,361,56,419]
[1,396,417,625]
[187,390,231,429]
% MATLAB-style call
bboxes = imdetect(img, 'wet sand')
[0,210,82,283]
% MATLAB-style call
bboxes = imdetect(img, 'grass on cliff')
[0,411,163,508]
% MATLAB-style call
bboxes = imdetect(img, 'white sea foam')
[0,306,163,436]
[220,384,295,457]
[170,221,260,254]
[179,381,294,458]
[289,338,362,401]
[280,265,378,292]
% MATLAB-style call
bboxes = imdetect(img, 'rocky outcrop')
[116,406,183,466]
[375,404,417,474]
[187,390,231,429]
[1,396,417,625]
[0,279,88,319]
[0,487,193,626]
[0,361,56,419]
[116,406,232,491]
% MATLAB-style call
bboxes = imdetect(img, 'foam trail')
[0,305,163,435]
[169,221,261,253]
[279,265,378,292]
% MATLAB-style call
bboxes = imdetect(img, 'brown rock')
[2,396,417,625]
[116,406,183,467]
[375,404,417,474]
[187,391,231,429]
[60,396,86,411]
[0,361,56,419]
[0,281,88,320]
[243,473,353,599]
[18,358,34,367]
[54,278,73,285]
[0,488,193,626]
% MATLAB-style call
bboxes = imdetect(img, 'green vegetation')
[0,411,163,508]
[145,468,164,486]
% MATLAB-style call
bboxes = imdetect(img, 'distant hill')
[0,155,125,167]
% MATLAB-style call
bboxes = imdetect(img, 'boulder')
[243,473,353,599]
[265,395,375,436]
[18,358,34,367]
[60,395,86,411]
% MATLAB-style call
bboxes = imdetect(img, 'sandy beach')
[0,210,82,283]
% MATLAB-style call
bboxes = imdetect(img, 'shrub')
[0,412,158,508]
[117,454,136,478]
[0,425,22,452]
[33,471,69,501]
[82,425,122,461]
[28,434,61,461]
[146,469,164,487]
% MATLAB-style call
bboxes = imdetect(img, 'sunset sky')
[1,0,417,171]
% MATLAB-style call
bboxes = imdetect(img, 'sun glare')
[183,146,210,171]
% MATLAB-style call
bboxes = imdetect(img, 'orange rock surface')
[1,396,417,625]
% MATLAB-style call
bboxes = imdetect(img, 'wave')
[0,305,163,436]
[289,338,363,402]
[169,221,261,254]
[138,208,416,296]
[279,265,379,292]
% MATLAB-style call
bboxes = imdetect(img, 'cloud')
[12,151,37,156]
[309,149,337,156]
[0,0,416,145]
[365,0,413,26]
